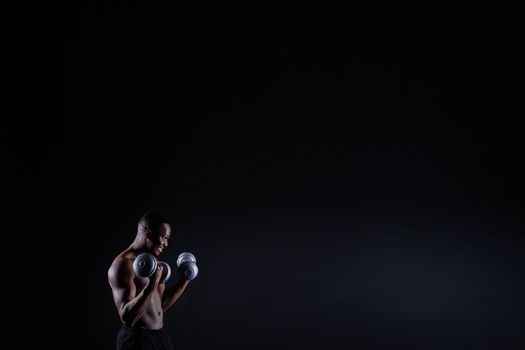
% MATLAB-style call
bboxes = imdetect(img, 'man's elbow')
[120,307,136,326]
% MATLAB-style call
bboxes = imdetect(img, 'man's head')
[136,211,171,256]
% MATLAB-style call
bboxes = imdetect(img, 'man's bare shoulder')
[108,252,135,285]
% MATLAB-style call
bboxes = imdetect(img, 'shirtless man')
[108,211,192,350]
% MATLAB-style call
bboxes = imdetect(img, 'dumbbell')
[133,252,172,283]
[176,252,199,281]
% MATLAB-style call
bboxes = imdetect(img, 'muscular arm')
[161,279,190,311]
[108,258,160,326]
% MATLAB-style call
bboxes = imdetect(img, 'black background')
[4,0,525,349]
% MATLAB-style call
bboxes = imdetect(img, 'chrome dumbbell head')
[176,252,197,267]
[158,261,171,283]
[133,252,158,278]
[181,262,199,281]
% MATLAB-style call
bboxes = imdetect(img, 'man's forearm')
[162,279,190,311]
[121,281,158,326]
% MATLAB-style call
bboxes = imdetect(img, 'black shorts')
[116,325,174,350]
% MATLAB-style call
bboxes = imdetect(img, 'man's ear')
[144,228,152,241]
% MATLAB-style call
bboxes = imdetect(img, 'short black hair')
[138,210,169,235]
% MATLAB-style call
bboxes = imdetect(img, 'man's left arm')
[161,279,191,311]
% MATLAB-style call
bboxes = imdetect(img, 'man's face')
[146,223,172,257]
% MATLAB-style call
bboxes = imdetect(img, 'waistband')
[121,325,166,335]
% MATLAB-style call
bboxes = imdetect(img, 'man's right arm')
[107,258,162,326]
